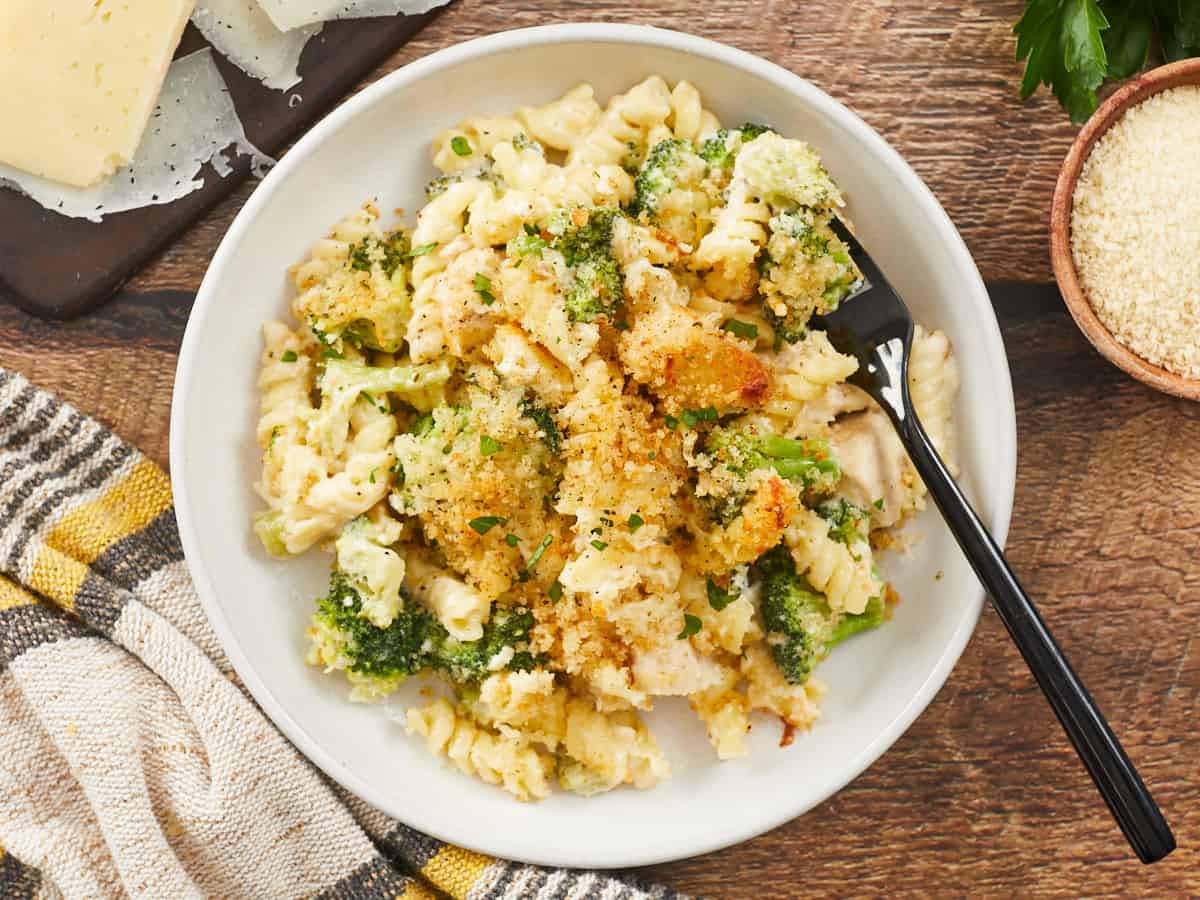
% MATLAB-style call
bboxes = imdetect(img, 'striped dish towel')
[0,369,683,900]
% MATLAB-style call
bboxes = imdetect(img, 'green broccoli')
[630,138,687,216]
[552,207,624,322]
[760,210,861,343]
[312,357,451,458]
[429,606,538,682]
[817,498,870,547]
[312,571,434,685]
[752,545,884,684]
[698,123,773,170]
[309,570,542,697]
[704,426,840,493]
[295,230,412,354]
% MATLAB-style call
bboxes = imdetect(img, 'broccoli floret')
[552,207,623,322]
[817,498,870,546]
[698,123,774,170]
[704,426,840,493]
[736,131,841,210]
[752,545,884,684]
[313,571,434,684]
[294,230,412,354]
[521,398,560,454]
[312,357,451,458]
[630,138,687,216]
[334,517,406,628]
[429,606,538,683]
[309,569,542,697]
[760,210,862,342]
[507,222,550,258]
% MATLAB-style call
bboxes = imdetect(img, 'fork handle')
[899,411,1175,864]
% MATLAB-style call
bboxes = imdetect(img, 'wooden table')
[2,1,1197,896]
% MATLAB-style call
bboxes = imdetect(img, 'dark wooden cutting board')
[0,12,442,321]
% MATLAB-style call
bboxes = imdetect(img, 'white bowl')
[171,23,1016,869]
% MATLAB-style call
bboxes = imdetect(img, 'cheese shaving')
[0,49,273,222]
[256,0,450,33]
[192,0,322,91]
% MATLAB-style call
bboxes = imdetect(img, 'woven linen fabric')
[0,369,684,900]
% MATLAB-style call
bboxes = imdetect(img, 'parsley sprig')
[1015,0,1200,123]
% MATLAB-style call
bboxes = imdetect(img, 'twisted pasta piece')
[517,83,603,151]
[909,325,959,476]
[762,330,861,437]
[406,179,490,361]
[691,178,770,301]
[784,505,882,615]
[406,699,554,801]
[741,643,825,729]
[669,80,720,143]
[430,115,524,173]
[567,75,672,168]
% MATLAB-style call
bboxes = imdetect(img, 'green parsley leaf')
[1013,0,1110,122]
[480,435,503,456]
[873,497,885,511]
[280,350,298,362]
[679,406,718,429]
[519,534,554,580]
[626,513,644,532]
[548,580,564,602]
[677,613,702,640]
[505,533,521,547]
[451,135,472,156]
[720,319,759,340]
[590,539,608,551]
[468,516,507,535]
[473,272,496,305]
[663,414,679,430]
[406,242,439,257]
[706,578,738,611]
[1103,0,1153,79]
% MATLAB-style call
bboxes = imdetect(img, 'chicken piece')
[828,408,909,527]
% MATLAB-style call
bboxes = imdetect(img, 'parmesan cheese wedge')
[0,0,195,188]
[192,0,322,91]
[255,0,449,33]
[0,49,273,222]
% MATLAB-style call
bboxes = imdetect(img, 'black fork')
[810,219,1176,864]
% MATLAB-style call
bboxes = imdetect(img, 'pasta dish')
[251,76,959,800]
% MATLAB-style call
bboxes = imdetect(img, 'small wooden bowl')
[1050,57,1200,402]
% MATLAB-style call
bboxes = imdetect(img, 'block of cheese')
[0,0,195,188]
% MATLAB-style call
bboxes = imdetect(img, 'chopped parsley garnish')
[706,578,738,611]
[626,513,644,532]
[468,515,507,535]
[548,580,563,602]
[280,350,298,362]
[480,435,504,457]
[368,468,377,484]
[590,539,608,552]
[721,319,759,340]
[677,613,702,640]
[450,135,472,156]
[679,406,719,428]
[505,533,521,547]
[406,242,439,258]
[473,272,496,305]
[873,498,885,511]
[519,534,554,581]
[663,414,679,430]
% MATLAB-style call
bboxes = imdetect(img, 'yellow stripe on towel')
[0,578,39,611]
[420,845,492,899]
[43,458,171,564]
[399,881,443,900]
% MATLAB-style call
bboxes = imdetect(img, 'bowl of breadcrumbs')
[1051,57,1200,402]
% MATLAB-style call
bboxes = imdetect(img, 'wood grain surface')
[2,2,1197,897]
